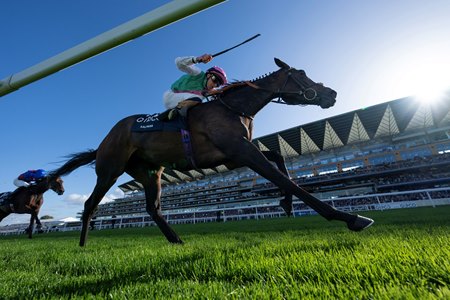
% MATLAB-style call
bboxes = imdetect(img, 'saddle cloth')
[131,113,187,132]
[0,192,13,213]
[0,192,11,205]
[130,114,196,168]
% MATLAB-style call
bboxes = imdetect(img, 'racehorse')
[0,176,64,238]
[52,58,374,247]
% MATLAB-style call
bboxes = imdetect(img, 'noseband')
[270,69,318,104]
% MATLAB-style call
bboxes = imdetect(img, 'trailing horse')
[0,175,64,238]
[53,58,373,246]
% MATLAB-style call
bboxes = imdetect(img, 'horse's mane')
[207,81,247,97]
[207,71,277,99]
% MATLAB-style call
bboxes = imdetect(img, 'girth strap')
[180,129,197,169]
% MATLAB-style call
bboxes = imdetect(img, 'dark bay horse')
[53,58,374,246]
[0,176,64,238]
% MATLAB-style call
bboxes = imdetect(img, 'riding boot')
[158,106,186,121]
[158,98,202,121]
[158,107,180,121]
[177,99,202,118]
[158,109,172,121]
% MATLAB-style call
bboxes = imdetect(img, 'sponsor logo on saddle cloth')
[131,114,187,132]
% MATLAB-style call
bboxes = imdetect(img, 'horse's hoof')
[171,238,184,244]
[347,215,374,231]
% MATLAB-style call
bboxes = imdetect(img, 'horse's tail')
[51,149,97,178]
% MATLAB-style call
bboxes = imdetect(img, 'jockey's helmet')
[206,66,227,85]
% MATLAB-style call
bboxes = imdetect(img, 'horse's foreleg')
[229,142,373,231]
[27,213,37,239]
[261,150,293,216]
[144,169,183,244]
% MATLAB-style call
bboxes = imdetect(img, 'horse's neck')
[30,181,49,194]
[221,73,283,117]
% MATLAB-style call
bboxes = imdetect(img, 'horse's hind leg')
[35,215,44,233]
[79,177,117,247]
[261,150,293,216]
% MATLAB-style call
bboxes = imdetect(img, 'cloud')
[101,188,124,204]
[64,193,89,205]
[63,188,124,205]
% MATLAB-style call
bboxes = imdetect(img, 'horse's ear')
[274,58,290,69]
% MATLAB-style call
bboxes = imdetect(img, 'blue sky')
[1,0,450,225]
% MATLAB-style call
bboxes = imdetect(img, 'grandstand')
[2,95,450,234]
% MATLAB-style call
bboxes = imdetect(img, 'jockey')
[13,169,47,188]
[159,53,228,120]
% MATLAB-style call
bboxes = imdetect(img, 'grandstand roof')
[119,94,450,192]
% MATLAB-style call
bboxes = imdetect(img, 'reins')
[205,82,255,119]
[208,69,319,117]
[217,97,254,120]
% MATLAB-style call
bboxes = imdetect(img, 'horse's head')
[273,58,337,109]
[49,176,65,195]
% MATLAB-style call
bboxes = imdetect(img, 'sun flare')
[411,72,449,104]
[380,43,450,106]
[398,54,450,105]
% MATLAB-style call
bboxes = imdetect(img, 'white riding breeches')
[13,178,30,188]
[163,90,202,109]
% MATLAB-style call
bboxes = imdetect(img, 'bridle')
[265,68,319,104]
[212,68,320,118]
[48,176,64,195]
